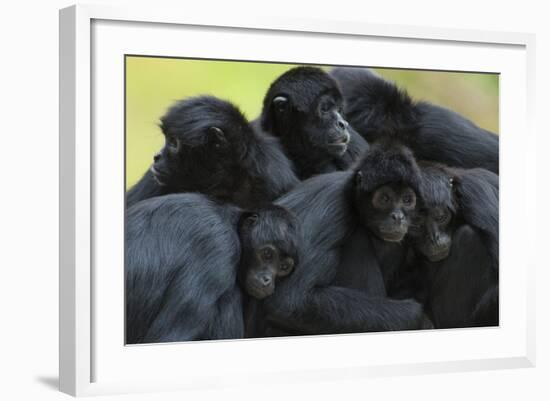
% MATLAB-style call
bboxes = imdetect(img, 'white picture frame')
[59,3,536,397]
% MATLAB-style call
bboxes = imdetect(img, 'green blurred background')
[126,57,499,188]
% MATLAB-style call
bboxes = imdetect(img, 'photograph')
[124,56,499,345]
[2,0,544,398]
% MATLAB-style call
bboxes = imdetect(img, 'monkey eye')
[280,259,294,274]
[166,136,179,152]
[261,248,274,261]
[435,211,450,224]
[402,193,416,206]
[382,194,390,203]
[319,100,334,114]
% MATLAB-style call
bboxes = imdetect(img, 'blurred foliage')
[126,57,499,188]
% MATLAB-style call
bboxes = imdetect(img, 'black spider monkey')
[331,67,499,173]
[126,194,301,343]
[127,96,299,209]
[390,162,499,328]
[257,66,369,179]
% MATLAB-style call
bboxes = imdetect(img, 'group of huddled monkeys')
[125,66,499,344]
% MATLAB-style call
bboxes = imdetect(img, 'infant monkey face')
[368,184,417,242]
[239,206,300,300]
[244,244,295,299]
[410,207,454,262]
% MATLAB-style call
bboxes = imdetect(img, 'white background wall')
[0,0,547,400]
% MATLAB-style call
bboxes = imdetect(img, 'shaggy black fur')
[125,194,301,343]
[330,67,499,173]
[126,96,299,209]
[258,143,429,335]
[354,141,422,194]
[257,67,369,179]
[390,162,499,328]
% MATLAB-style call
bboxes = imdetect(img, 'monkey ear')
[240,212,259,229]
[354,170,363,187]
[450,177,462,199]
[272,95,289,114]
[208,126,228,148]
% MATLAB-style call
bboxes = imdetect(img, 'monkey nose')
[391,212,404,223]
[260,275,272,287]
[336,119,349,131]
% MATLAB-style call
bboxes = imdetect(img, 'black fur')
[354,141,422,195]
[257,66,369,179]
[336,143,423,301]
[391,163,499,328]
[452,167,499,274]
[126,96,299,208]
[330,67,499,173]
[259,143,427,335]
[398,226,498,328]
[418,162,499,273]
[125,194,301,343]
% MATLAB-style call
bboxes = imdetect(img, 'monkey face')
[261,67,353,161]
[243,243,295,299]
[312,94,351,156]
[238,207,300,300]
[409,206,454,261]
[357,183,417,242]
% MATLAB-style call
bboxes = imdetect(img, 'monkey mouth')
[245,285,274,300]
[378,229,406,242]
[150,166,167,186]
[425,248,451,262]
[329,132,350,145]
[327,135,350,155]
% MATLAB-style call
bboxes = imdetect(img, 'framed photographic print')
[59,4,536,397]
